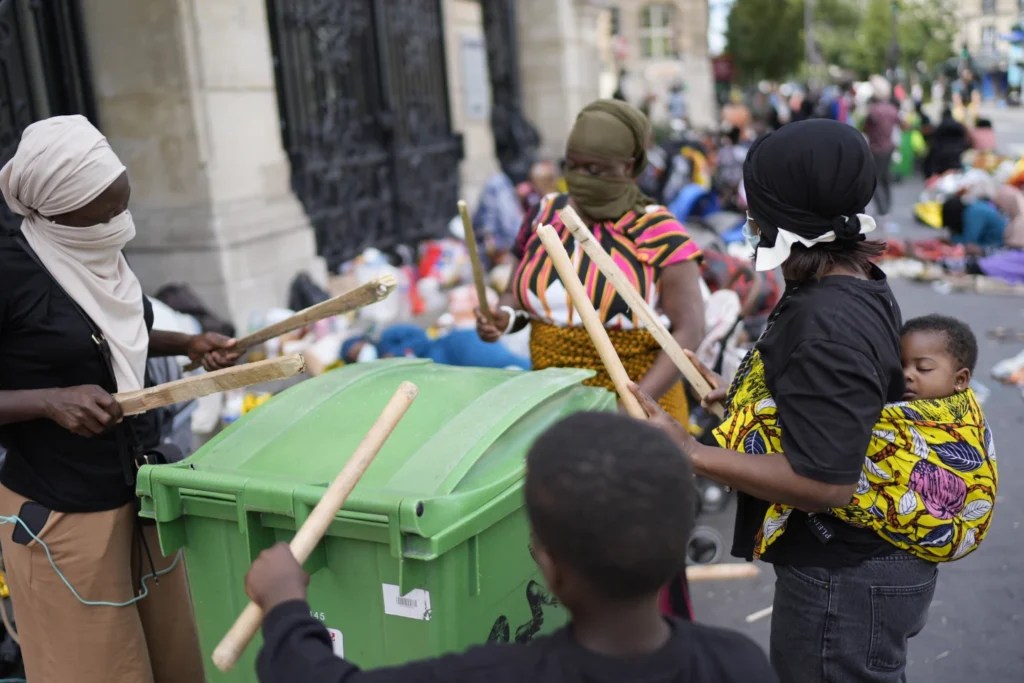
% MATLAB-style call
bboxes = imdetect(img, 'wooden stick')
[558,206,725,419]
[685,562,761,582]
[457,199,493,324]
[536,224,645,419]
[116,355,305,416]
[183,275,397,372]
[212,381,419,672]
[745,605,773,624]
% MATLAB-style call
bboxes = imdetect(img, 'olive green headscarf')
[565,99,654,220]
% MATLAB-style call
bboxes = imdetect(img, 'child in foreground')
[247,412,778,683]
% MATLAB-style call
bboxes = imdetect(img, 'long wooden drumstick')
[183,275,397,372]
[212,381,419,672]
[686,563,760,582]
[536,225,645,419]
[115,355,305,416]
[558,206,725,419]
[457,200,494,324]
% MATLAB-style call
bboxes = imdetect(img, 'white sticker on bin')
[326,628,344,658]
[381,584,432,621]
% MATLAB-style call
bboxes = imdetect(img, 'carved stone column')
[78,0,325,331]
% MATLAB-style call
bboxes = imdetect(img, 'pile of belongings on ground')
[883,164,1024,293]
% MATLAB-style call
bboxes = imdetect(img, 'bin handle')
[211,381,419,672]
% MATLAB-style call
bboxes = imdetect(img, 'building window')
[982,26,996,52]
[982,0,995,14]
[639,4,675,59]
[611,8,621,36]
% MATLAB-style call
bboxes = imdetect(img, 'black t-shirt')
[258,600,779,683]
[731,266,905,567]
[0,233,153,513]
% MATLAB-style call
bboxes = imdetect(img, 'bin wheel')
[699,482,730,515]
[687,525,725,565]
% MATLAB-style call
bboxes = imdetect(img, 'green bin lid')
[141,359,612,543]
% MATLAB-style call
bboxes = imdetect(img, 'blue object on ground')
[376,324,531,370]
[668,184,714,222]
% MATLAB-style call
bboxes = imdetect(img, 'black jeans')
[873,150,894,217]
[770,553,938,683]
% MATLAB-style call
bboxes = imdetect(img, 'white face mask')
[356,343,379,363]
[742,216,760,252]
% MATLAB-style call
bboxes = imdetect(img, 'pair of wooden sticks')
[456,201,722,419]
[115,276,398,417]
[541,206,723,419]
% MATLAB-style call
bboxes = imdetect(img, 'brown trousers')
[0,485,205,683]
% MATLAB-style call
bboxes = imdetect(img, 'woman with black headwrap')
[476,99,706,620]
[634,120,937,682]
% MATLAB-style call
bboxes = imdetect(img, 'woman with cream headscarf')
[475,99,706,619]
[0,115,240,683]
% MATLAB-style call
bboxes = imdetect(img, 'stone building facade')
[958,0,1022,65]
[607,0,716,128]
[1,0,609,331]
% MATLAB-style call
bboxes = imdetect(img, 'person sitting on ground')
[899,314,978,402]
[246,412,779,683]
[958,170,1024,250]
[942,195,1008,253]
[970,119,997,153]
[474,172,524,266]
[342,323,530,372]
[342,287,531,371]
[989,183,1024,249]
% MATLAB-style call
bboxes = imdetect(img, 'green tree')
[898,0,959,76]
[725,0,803,83]
[837,0,959,78]
[814,0,867,71]
[844,0,892,76]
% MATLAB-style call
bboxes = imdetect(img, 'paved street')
[692,124,1024,680]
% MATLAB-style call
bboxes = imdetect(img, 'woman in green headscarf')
[476,99,706,426]
[476,99,706,622]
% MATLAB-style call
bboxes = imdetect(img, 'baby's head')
[900,315,978,401]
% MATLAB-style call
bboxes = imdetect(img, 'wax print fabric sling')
[714,349,998,562]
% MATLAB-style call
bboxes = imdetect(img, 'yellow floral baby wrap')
[714,350,998,562]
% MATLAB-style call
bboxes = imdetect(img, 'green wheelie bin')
[136,358,614,682]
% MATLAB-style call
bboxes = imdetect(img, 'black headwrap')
[742,119,877,250]
[941,196,965,236]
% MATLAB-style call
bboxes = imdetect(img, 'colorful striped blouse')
[510,193,703,329]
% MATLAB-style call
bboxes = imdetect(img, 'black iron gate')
[266,0,464,270]
[0,0,95,230]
